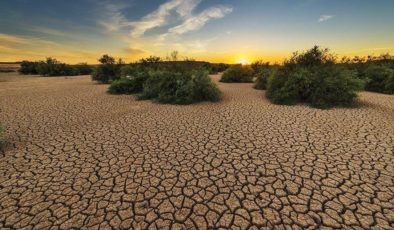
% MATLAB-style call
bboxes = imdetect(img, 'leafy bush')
[19,61,39,74]
[220,65,253,83]
[307,66,363,108]
[251,60,270,74]
[254,68,273,90]
[266,46,363,109]
[266,67,312,105]
[384,74,394,94]
[286,45,336,67]
[108,67,150,95]
[108,78,137,95]
[107,65,151,94]
[364,65,394,94]
[139,70,222,104]
[91,55,122,83]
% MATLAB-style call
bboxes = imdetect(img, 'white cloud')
[318,15,334,22]
[129,0,187,37]
[176,0,201,17]
[168,5,233,35]
[98,1,130,31]
[98,0,232,38]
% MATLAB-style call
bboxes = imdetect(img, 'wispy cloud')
[0,33,30,45]
[129,0,196,37]
[168,5,233,35]
[98,1,130,32]
[318,15,334,22]
[99,0,232,38]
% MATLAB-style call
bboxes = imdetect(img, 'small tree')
[91,54,121,83]
[99,54,115,65]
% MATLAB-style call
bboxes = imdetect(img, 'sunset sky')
[1,0,394,64]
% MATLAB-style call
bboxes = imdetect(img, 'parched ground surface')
[0,73,393,229]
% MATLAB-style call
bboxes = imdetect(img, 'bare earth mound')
[0,74,393,229]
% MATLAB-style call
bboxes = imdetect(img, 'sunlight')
[236,58,250,65]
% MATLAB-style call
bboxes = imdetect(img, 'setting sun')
[236,58,250,65]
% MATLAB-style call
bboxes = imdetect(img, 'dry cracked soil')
[0,73,393,229]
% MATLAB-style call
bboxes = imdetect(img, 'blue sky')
[1,0,394,63]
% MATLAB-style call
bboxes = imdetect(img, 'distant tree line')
[91,53,229,84]
[18,58,93,76]
[338,54,394,94]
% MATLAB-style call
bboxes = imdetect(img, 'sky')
[1,0,394,64]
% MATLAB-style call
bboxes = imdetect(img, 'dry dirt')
[0,64,19,74]
[0,74,393,229]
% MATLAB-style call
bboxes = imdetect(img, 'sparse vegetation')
[266,46,364,109]
[18,58,93,76]
[220,65,253,83]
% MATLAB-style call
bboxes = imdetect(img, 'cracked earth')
[0,73,393,229]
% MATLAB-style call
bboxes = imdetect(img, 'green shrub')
[266,67,313,105]
[251,60,270,74]
[220,65,253,83]
[308,66,364,108]
[108,73,149,95]
[19,61,39,74]
[286,45,336,67]
[384,74,394,94]
[364,65,394,94]
[254,68,272,90]
[108,78,135,94]
[139,70,222,104]
[266,46,363,109]
[91,55,122,83]
[107,65,151,94]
